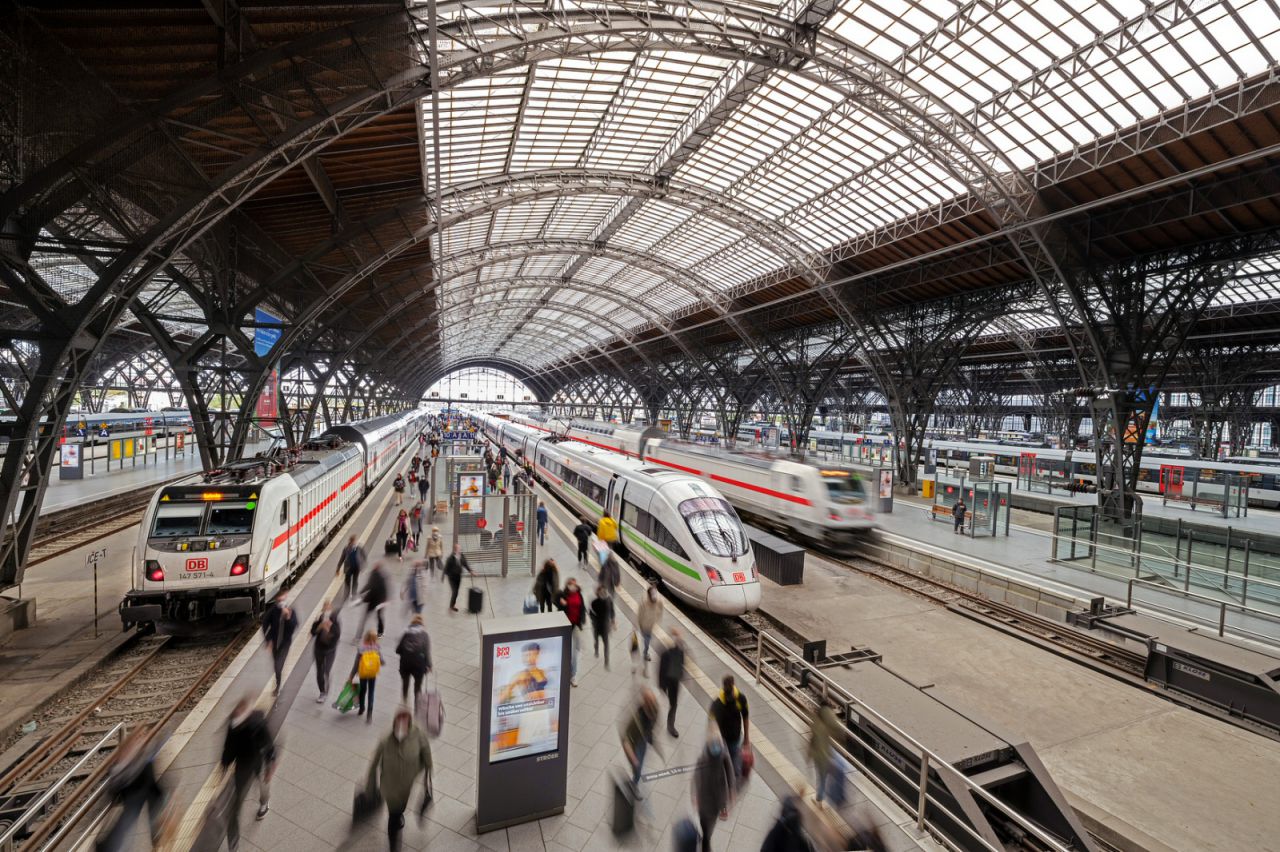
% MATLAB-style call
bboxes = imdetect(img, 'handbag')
[333,680,358,713]
[740,741,755,779]
[352,783,382,824]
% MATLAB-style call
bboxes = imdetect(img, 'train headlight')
[230,554,250,576]
[828,510,841,520]
[177,542,189,552]
[145,560,165,582]
[705,566,723,584]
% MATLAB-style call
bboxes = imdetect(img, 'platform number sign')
[186,557,209,572]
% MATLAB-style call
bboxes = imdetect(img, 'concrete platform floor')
[759,552,1280,852]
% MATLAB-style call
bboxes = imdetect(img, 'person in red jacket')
[556,578,586,687]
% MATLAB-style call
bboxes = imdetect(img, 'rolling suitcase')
[467,586,484,614]
[384,537,398,555]
[610,775,635,836]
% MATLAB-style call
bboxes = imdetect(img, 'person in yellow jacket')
[596,510,618,545]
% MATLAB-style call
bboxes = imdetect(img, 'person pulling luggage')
[443,543,473,613]
[364,707,432,852]
[396,615,432,709]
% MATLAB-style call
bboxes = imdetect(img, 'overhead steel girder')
[9,2,1082,384]
[254,167,829,378]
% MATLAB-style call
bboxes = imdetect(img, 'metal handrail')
[0,722,125,852]
[753,630,1076,852]
[1126,577,1280,644]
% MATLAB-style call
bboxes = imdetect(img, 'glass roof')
[411,0,1280,370]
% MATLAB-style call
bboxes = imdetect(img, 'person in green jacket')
[365,707,432,851]
[807,700,841,804]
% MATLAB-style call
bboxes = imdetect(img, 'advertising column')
[476,613,571,832]
[59,441,84,480]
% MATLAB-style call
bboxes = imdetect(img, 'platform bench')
[928,504,954,522]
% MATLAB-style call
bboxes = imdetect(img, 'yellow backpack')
[358,650,381,679]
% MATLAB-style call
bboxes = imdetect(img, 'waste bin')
[921,479,935,499]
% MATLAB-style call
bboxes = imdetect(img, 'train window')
[280,503,288,524]
[653,521,689,559]
[823,474,864,504]
[790,475,802,492]
[150,504,204,538]
[208,503,255,536]
[678,497,749,558]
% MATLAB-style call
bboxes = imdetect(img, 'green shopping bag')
[333,679,358,713]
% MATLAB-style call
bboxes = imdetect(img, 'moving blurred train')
[504,413,877,548]
[119,410,427,628]
[479,413,760,615]
[0,409,194,444]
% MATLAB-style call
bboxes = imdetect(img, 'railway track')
[0,628,250,850]
[19,483,177,566]
[836,543,1149,677]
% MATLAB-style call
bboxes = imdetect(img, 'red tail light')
[230,555,249,576]
[145,560,164,582]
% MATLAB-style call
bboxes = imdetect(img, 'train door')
[606,474,623,519]
[1160,465,1184,498]
[286,493,299,566]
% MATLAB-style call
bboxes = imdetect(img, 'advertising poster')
[879,469,893,499]
[458,472,484,507]
[489,639,561,763]
[253,308,283,425]
[61,443,80,468]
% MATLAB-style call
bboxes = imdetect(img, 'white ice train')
[479,413,761,615]
[119,410,426,628]
[505,414,876,549]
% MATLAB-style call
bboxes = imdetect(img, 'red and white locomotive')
[119,410,425,628]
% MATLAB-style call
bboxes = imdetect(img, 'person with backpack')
[953,498,967,534]
[596,510,618,546]
[352,631,383,724]
[365,707,432,852]
[535,501,548,545]
[337,536,366,602]
[220,698,276,851]
[443,543,473,613]
[261,589,297,696]
[621,687,658,786]
[396,614,432,709]
[691,733,735,852]
[708,674,749,781]
[556,578,586,687]
[589,584,615,670]
[393,473,407,506]
[359,561,390,637]
[310,599,341,703]
[533,559,559,614]
[572,518,593,566]
[417,467,430,503]
[657,629,686,738]
[424,526,444,578]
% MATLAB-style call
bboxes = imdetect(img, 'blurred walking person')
[761,796,816,852]
[709,674,749,780]
[410,503,424,548]
[94,728,168,852]
[364,707,433,852]
[262,589,297,696]
[444,543,473,613]
[808,700,841,804]
[556,578,586,687]
[589,584,615,669]
[691,734,735,852]
[424,526,444,578]
[396,614,432,710]
[352,630,384,724]
[621,687,659,785]
[573,518,593,566]
[220,698,276,852]
[657,629,685,737]
[359,561,390,637]
[394,509,411,561]
[637,583,663,663]
[536,500,548,545]
[534,558,560,613]
[337,536,366,602]
[310,599,342,703]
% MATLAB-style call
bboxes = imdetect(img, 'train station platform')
[880,495,1280,643]
[38,451,206,515]
[756,548,1280,852]
[143,473,930,852]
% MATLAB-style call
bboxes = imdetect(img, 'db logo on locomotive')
[186,558,209,572]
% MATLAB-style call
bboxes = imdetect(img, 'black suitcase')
[467,586,483,614]
[384,537,398,555]
[610,775,635,836]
